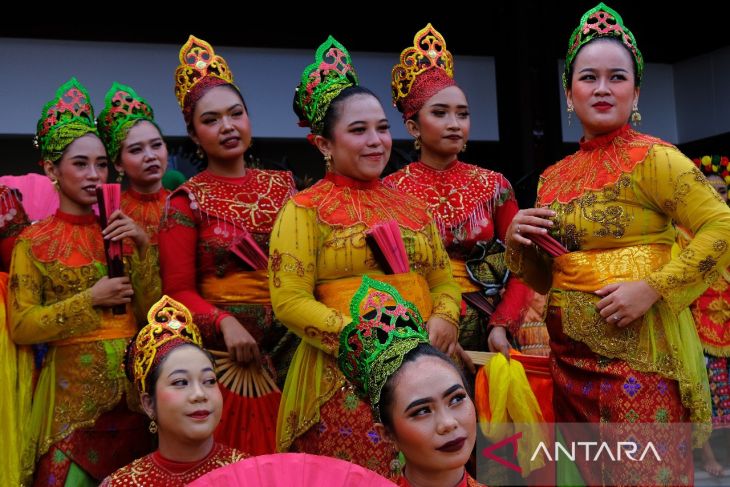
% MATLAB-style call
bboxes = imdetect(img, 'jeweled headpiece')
[35,77,98,163]
[125,295,203,394]
[97,82,158,162]
[338,276,429,421]
[174,35,238,125]
[693,155,730,186]
[564,3,643,88]
[294,36,358,135]
[391,23,456,121]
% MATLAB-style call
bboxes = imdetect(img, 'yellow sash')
[449,258,481,293]
[276,272,433,452]
[546,244,710,443]
[54,310,137,346]
[550,244,670,306]
[200,269,271,305]
[315,272,433,317]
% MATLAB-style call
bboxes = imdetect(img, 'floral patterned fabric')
[384,161,531,349]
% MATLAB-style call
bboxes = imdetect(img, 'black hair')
[565,36,640,90]
[378,342,471,432]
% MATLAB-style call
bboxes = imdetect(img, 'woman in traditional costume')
[102,295,247,486]
[158,36,298,453]
[384,24,531,356]
[9,77,160,485]
[505,4,730,484]
[97,82,169,269]
[269,36,461,478]
[338,276,485,487]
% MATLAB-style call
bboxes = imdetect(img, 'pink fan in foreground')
[188,453,397,486]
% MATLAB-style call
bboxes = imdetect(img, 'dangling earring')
[196,145,205,159]
[50,178,59,191]
[324,153,333,172]
[567,104,574,127]
[390,449,404,476]
[631,103,642,126]
[116,170,124,183]
[148,418,158,434]
[461,141,468,153]
[413,136,421,151]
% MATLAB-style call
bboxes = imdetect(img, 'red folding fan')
[96,183,125,314]
[367,220,409,274]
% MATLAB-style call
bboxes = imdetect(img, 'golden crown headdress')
[391,23,455,118]
[126,295,203,394]
[174,35,235,110]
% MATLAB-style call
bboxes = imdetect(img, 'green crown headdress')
[97,82,157,162]
[35,78,98,162]
[563,3,643,89]
[338,276,429,421]
[294,36,358,135]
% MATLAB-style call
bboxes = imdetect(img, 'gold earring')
[461,141,467,153]
[50,178,59,191]
[116,170,124,183]
[413,136,421,151]
[324,153,333,172]
[148,419,158,434]
[390,449,404,476]
[631,104,642,126]
[196,145,205,159]
[567,104,574,127]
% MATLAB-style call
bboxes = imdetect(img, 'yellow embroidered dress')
[0,184,30,486]
[508,125,730,485]
[676,226,730,428]
[9,210,161,485]
[269,172,460,476]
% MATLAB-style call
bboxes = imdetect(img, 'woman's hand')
[487,325,511,359]
[505,208,556,247]
[90,276,134,307]
[219,316,261,365]
[595,280,661,327]
[103,210,149,253]
[426,316,458,355]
